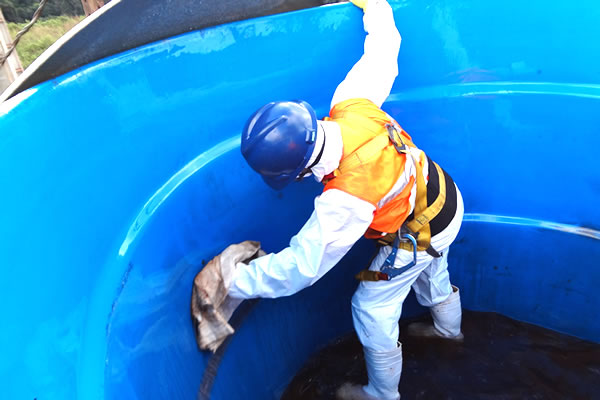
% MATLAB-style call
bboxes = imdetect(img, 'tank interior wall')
[0,1,599,399]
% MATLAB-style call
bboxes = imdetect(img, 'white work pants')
[352,188,464,351]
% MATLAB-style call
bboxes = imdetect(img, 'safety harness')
[334,123,448,281]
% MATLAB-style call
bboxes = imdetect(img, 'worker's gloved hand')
[190,241,265,352]
[349,0,368,11]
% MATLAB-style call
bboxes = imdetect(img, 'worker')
[227,0,464,399]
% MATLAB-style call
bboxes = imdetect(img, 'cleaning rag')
[191,240,265,352]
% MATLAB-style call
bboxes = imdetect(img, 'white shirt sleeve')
[330,0,401,109]
[229,189,375,299]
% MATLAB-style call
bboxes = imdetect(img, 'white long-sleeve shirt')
[229,0,402,299]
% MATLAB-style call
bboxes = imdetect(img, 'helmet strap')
[296,133,326,181]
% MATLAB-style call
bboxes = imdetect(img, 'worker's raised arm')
[330,0,401,109]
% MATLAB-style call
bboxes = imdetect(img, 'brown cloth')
[191,240,265,352]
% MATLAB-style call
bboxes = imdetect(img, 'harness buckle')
[379,231,418,280]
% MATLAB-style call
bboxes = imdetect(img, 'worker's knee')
[351,294,400,351]
[413,278,453,307]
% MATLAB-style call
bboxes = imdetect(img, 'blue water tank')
[0,1,599,398]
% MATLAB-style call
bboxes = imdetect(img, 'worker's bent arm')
[330,0,401,109]
[228,190,375,299]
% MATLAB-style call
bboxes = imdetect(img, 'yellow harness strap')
[405,159,446,252]
[336,134,390,174]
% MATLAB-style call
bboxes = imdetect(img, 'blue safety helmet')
[241,100,320,190]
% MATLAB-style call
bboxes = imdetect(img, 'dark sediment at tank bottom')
[282,311,600,399]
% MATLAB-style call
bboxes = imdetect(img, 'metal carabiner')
[385,123,408,155]
[379,232,418,280]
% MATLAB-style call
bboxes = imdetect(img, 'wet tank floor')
[282,311,600,400]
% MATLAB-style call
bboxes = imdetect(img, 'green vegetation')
[1,0,83,23]
[7,15,83,68]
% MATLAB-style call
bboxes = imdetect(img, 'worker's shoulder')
[329,98,385,119]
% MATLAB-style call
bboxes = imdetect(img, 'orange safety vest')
[323,98,423,236]
[323,98,454,257]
